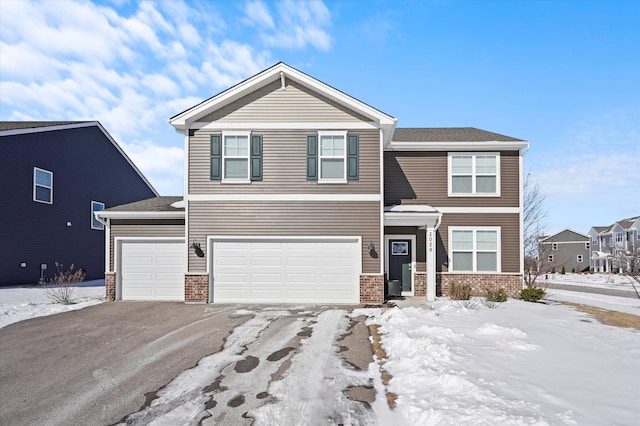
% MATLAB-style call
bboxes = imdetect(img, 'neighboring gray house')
[0,121,158,285]
[589,216,640,272]
[539,229,590,273]
[97,62,529,304]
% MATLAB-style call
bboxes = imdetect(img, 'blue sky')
[1,0,638,235]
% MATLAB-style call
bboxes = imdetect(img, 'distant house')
[0,121,158,285]
[539,229,590,273]
[589,216,640,272]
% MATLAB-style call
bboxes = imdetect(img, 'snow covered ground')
[0,280,105,329]
[1,278,639,424]
[540,272,638,292]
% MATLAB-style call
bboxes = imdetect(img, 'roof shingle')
[392,127,523,142]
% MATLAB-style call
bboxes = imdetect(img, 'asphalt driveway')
[0,302,374,425]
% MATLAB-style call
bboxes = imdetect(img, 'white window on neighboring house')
[223,133,250,181]
[591,236,597,246]
[585,242,590,250]
[448,153,500,196]
[449,227,500,272]
[577,254,584,263]
[33,167,53,204]
[552,242,558,250]
[319,132,347,182]
[616,232,624,243]
[548,255,554,263]
[91,201,105,230]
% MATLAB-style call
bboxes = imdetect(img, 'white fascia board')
[169,63,396,130]
[96,211,185,219]
[387,141,530,152]
[186,193,381,202]
[435,207,520,214]
[192,121,379,130]
[384,212,442,227]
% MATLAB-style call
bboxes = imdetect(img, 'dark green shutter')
[250,134,263,181]
[307,135,318,180]
[210,134,221,180]
[347,134,359,180]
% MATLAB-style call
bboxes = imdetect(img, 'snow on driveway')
[0,280,105,329]
[368,299,640,425]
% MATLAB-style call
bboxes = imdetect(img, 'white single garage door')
[120,240,185,301]
[212,238,360,304]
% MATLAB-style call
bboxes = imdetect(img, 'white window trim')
[447,152,501,197]
[591,236,598,245]
[91,201,105,230]
[318,130,348,184]
[33,167,53,204]
[577,254,584,263]
[448,226,501,273]
[585,242,590,250]
[221,131,251,183]
[548,255,554,263]
[552,242,558,250]
[616,232,624,242]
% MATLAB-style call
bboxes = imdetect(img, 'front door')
[389,239,412,292]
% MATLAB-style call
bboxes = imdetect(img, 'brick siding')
[437,273,523,298]
[360,274,384,304]
[185,274,208,303]
[414,272,426,297]
[105,273,116,301]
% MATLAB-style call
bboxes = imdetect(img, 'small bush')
[561,266,566,275]
[39,262,85,304]
[485,287,508,303]
[450,282,472,300]
[571,268,576,273]
[551,267,556,274]
[520,287,546,303]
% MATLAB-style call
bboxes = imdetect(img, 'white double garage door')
[119,238,361,304]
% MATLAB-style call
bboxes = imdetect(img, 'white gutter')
[388,141,530,151]
[96,211,185,220]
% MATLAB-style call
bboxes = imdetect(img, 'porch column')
[426,225,436,301]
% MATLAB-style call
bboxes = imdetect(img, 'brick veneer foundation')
[185,274,208,303]
[414,272,426,297]
[360,274,384,304]
[438,273,523,298]
[105,273,116,301]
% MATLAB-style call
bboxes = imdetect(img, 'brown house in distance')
[98,63,529,304]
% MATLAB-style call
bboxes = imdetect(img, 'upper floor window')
[210,133,262,182]
[33,167,53,204]
[591,236,598,245]
[616,232,624,243]
[450,227,500,272]
[91,201,105,230]
[448,153,500,196]
[307,132,358,183]
[552,242,558,250]
[585,242,590,250]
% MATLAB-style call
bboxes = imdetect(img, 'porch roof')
[384,204,442,227]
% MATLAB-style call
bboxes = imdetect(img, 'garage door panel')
[213,239,359,304]
[120,240,185,301]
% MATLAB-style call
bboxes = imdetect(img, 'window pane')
[452,252,473,271]
[35,186,51,202]
[35,169,51,187]
[92,203,104,229]
[451,156,472,174]
[476,176,496,193]
[452,176,472,193]
[320,135,344,156]
[476,156,496,174]
[224,158,248,179]
[452,230,473,250]
[476,230,497,250]
[477,253,497,271]
[320,158,344,179]
[224,135,248,156]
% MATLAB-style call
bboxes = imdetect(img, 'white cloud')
[244,0,275,29]
[121,140,184,195]
[263,0,332,50]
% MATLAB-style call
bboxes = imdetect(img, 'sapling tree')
[38,262,86,304]
[523,172,551,287]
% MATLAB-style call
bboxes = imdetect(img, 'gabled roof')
[393,127,523,142]
[169,62,397,142]
[0,121,158,196]
[539,229,588,243]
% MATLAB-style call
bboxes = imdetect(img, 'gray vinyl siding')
[109,219,185,271]
[437,214,521,273]
[540,241,590,273]
[542,230,588,243]
[189,128,380,194]
[188,201,380,274]
[199,80,370,123]
[384,151,520,207]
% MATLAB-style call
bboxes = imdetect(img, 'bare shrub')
[483,287,508,308]
[449,282,472,300]
[39,262,85,304]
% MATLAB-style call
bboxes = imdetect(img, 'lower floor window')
[450,227,500,272]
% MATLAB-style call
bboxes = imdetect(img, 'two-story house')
[0,121,158,285]
[98,63,528,304]
[589,216,640,272]
[538,229,590,273]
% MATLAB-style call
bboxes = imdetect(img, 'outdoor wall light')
[190,241,205,258]
[368,241,378,259]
